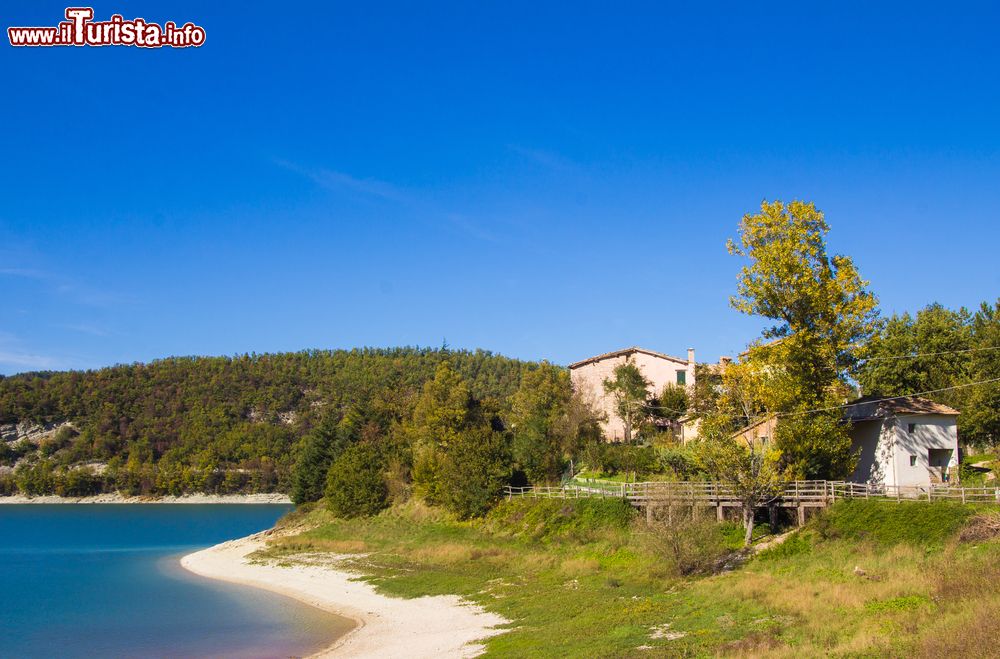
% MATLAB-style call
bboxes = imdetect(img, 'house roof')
[843,395,960,421]
[568,346,689,369]
[728,395,958,438]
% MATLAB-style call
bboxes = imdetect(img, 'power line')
[623,375,1000,421]
[776,376,1000,418]
[860,345,1000,362]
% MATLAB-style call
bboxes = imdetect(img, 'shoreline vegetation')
[189,497,1000,658]
[0,492,291,504]
[180,529,508,659]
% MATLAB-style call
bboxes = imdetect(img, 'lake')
[0,504,352,658]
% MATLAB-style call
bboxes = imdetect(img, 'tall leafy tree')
[697,435,782,546]
[437,426,512,519]
[722,200,879,479]
[403,362,479,502]
[653,384,689,422]
[508,365,571,483]
[857,300,1000,446]
[963,301,1000,446]
[508,364,604,483]
[290,414,343,504]
[325,441,389,518]
[728,200,880,406]
[551,389,605,477]
[603,363,652,443]
[859,304,973,408]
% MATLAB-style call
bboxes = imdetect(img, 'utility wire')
[859,345,1000,362]
[623,376,1000,421]
[776,376,1000,418]
[609,346,1000,422]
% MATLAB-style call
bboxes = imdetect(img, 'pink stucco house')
[569,346,695,442]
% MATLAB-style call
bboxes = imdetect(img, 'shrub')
[775,413,856,480]
[642,512,736,576]
[325,442,389,518]
[656,445,700,479]
[437,427,512,519]
[39,425,79,458]
[56,467,103,497]
[0,473,16,496]
[959,460,992,486]
[583,443,657,479]
[14,461,56,496]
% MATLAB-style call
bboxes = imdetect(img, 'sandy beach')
[0,493,292,504]
[180,532,509,658]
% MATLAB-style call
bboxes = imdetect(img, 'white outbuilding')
[846,396,960,488]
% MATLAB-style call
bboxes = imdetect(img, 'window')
[910,455,917,467]
[907,423,917,434]
[676,371,686,386]
[759,436,769,446]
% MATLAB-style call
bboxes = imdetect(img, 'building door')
[927,448,954,483]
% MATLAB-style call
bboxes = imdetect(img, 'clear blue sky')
[2,2,999,375]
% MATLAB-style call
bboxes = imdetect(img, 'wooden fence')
[504,480,1000,508]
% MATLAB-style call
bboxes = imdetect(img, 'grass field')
[262,498,1000,657]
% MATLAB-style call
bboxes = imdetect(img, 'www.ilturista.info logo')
[8,7,206,48]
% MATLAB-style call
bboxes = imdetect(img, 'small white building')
[568,346,695,442]
[847,396,960,488]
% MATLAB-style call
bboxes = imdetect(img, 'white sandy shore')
[0,493,292,504]
[180,532,509,658]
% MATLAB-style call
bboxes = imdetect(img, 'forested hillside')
[0,348,539,496]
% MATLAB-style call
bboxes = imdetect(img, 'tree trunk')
[743,505,755,547]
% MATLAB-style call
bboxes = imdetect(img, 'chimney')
[687,348,695,365]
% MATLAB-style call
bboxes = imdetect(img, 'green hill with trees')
[0,348,554,497]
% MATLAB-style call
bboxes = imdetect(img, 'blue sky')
[2,2,999,375]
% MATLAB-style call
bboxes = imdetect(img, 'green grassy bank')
[261,498,1000,657]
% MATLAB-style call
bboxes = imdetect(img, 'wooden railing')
[827,481,1000,503]
[504,480,1000,507]
[504,484,626,499]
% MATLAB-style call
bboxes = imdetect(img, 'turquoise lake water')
[0,505,350,658]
